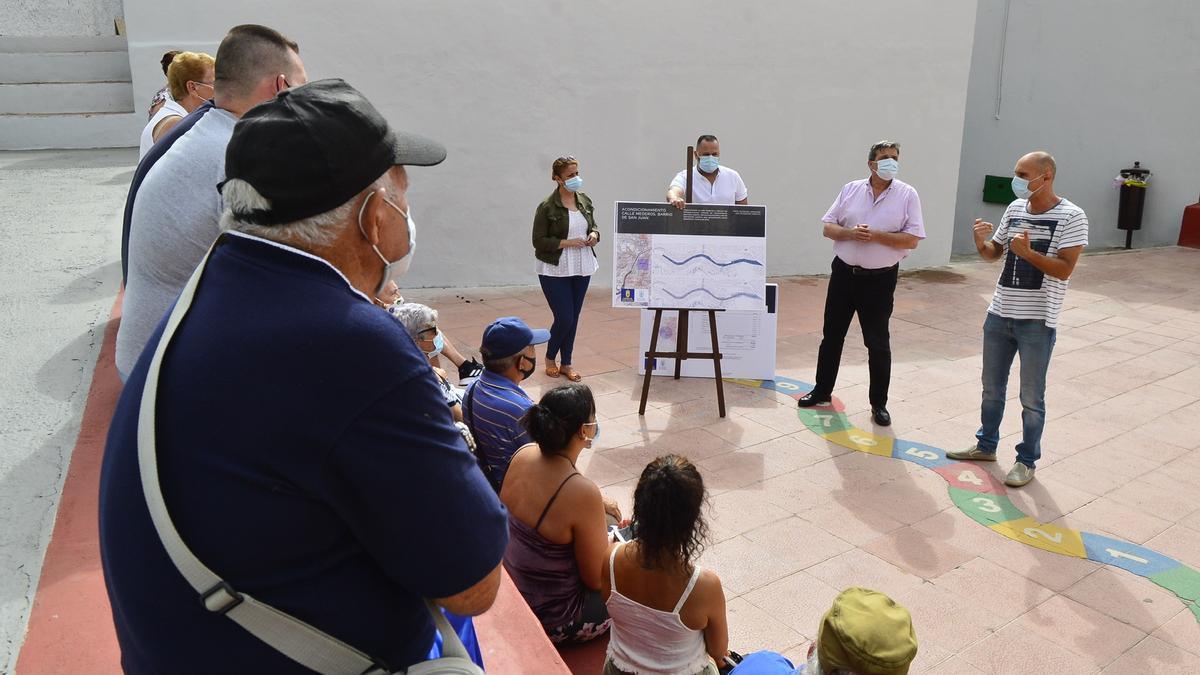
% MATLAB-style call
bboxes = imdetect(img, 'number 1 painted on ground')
[1105,548,1149,565]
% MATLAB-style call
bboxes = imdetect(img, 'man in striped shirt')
[948,151,1088,487]
[464,317,550,490]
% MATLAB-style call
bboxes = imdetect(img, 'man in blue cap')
[463,317,551,491]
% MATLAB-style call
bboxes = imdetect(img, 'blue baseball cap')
[480,317,550,359]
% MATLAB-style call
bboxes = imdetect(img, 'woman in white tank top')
[602,455,729,675]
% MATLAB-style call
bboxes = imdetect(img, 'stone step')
[0,51,132,84]
[0,111,142,150]
[0,81,133,115]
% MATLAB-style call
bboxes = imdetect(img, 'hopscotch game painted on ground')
[728,375,1200,624]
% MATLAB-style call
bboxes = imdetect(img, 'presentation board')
[612,202,767,310]
[637,284,778,380]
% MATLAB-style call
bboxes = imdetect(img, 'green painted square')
[797,409,853,435]
[1150,565,1200,603]
[949,486,1025,527]
[1190,601,1200,622]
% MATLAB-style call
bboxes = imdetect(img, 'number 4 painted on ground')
[958,470,984,486]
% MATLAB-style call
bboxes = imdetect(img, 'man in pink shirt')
[797,141,925,426]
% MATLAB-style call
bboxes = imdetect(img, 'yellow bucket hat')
[817,587,918,675]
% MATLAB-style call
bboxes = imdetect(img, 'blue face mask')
[698,155,720,173]
[424,330,444,359]
[564,176,583,192]
[1011,174,1043,200]
[874,158,899,181]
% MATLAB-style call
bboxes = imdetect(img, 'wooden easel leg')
[674,310,689,380]
[708,309,726,418]
[639,309,663,415]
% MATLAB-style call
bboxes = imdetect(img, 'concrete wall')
[1,0,124,36]
[122,0,977,288]
[953,0,1200,254]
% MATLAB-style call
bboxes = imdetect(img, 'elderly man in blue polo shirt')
[463,317,550,490]
[99,79,507,673]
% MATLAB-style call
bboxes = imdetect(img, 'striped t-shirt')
[987,198,1088,328]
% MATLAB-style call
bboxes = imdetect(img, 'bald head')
[1018,151,1056,177]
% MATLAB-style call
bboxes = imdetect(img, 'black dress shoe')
[797,391,832,408]
[872,406,892,426]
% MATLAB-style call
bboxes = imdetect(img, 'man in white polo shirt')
[666,134,748,207]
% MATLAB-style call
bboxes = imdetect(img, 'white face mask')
[874,157,899,181]
[357,191,416,295]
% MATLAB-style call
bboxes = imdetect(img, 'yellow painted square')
[823,429,894,457]
[989,516,1086,558]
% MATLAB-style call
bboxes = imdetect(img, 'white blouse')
[536,209,598,278]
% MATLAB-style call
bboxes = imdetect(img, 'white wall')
[2,0,124,36]
[123,0,976,288]
[953,0,1200,254]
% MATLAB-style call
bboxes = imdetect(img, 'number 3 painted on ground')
[1023,527,1063,544]
[906,448,938,460]
[972,497,1001,513]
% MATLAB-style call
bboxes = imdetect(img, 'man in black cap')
[99,79,507,673]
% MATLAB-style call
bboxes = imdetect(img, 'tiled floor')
[406,246,1200,673]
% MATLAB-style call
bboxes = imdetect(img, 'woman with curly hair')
[602,455,730,674]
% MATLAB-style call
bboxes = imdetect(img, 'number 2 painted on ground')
[906,448,938,460]
[1023,527,1063,544]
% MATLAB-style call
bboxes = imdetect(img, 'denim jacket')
[531,189,600,266]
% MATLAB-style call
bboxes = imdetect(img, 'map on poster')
[612,202,767,310]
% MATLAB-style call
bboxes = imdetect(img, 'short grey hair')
[868,140,901,161]
[387,302,438,338]
[219,172,387,246]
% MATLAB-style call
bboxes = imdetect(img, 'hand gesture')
[852,224,873,242]
[973,218,994,245]
[586,232,599,247]
[603,497,622,522]
[562,238,587,249]
[669,197,686,210]
[1010,229,1033,258]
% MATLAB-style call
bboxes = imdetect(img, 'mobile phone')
[608,524,636,543]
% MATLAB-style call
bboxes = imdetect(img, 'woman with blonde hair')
[531,155,600,382]
[138,51,214,158]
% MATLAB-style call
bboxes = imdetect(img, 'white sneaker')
[1004,463,1035,487]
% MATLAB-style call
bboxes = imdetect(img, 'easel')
[638,145,728,418]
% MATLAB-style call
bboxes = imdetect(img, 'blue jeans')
[539,274,591,365]
[975,312,1056,468]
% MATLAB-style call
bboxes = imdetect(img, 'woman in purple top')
[501,383,622,643]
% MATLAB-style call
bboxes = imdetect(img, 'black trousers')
[813,256,898,407]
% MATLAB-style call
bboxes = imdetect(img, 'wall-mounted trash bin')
[1117,161,1150,250]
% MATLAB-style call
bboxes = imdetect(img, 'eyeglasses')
[416,327,438,338]
[191,80,214,91]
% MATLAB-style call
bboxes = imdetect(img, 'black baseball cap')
[223,78,446,225]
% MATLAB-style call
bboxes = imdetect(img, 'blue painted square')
[891,439,955,469]
[1082,532,1180,577]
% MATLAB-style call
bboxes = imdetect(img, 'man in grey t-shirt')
[116,24,308,379]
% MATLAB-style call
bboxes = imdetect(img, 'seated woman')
[378,282,483,385]
[603,455,729,675]
[387,302,464,422]
[501,383,621,644]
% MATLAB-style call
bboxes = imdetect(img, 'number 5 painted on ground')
[906,447,938,460]
[1024,527,1063,544]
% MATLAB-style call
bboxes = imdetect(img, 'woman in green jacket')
[532,156,600,381]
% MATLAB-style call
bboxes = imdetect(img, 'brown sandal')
[545,362,561,378]
[559,365,582,382]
